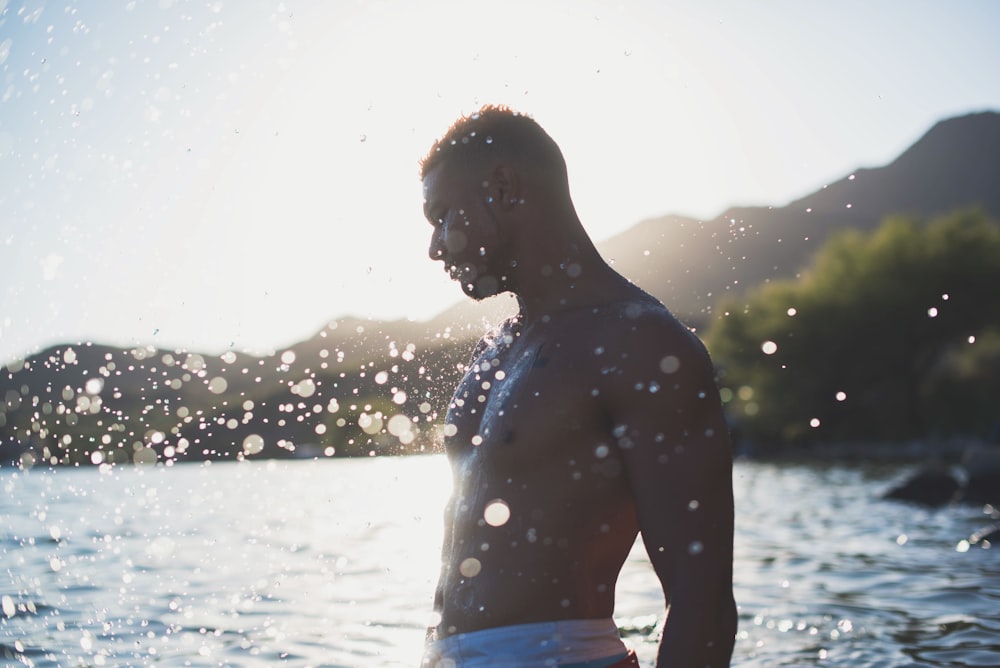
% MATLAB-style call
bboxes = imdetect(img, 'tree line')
[704,209,1000,455]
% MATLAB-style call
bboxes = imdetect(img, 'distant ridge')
[596,110,1000,324]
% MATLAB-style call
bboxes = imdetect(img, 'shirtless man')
[419,106,736,667]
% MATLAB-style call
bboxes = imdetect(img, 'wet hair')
[420,105,569,188]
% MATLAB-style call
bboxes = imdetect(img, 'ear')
[489,166,520,212]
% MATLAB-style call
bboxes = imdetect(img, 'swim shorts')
[421,618,638,667]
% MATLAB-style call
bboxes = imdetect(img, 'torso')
[435,296,669,637]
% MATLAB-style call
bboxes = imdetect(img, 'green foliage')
[706,209,1000,451]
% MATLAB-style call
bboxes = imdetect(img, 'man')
[419,106,736,667]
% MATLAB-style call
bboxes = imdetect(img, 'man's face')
[422,163,506,300]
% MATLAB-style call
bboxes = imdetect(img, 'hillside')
[3,111,999,465]
[597,110,1000,325]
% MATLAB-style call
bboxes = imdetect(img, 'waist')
[422,618,627,667]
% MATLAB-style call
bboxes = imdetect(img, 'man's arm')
[429,492,455,640]
[606,322,737,667]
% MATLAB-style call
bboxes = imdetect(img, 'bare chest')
[444,334,605,468]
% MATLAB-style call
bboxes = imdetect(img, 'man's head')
[420,106,581,302]
[420,105,569,191]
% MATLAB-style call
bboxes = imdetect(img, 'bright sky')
[2,0,999,364]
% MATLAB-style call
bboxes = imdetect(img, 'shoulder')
[583,297,719,405]
[592,295,710,367]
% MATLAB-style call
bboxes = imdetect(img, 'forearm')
[656,590,736,667]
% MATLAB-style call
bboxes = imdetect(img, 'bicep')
[606,337,734,590]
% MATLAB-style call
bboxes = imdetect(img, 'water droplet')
[927,307,938,318]
[659,355,680,373]
[483,499,510,527]
[459,557,482,577]
[809,418,821,428]
[594,444,609,459]
[761,341,778,355]
[688,541,704,555]
[835,391,847,402]
[243,434,265,455]
[387,414,412,437]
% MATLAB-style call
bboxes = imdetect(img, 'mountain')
[3,111,999,465]
[597,110,1000,325]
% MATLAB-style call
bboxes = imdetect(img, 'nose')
[428,228,446,262]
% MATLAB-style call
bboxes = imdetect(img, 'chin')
[463,274,502,300]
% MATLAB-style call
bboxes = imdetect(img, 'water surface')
[2,457,997,666]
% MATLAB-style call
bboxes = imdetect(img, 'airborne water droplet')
[459,557,482,577]
[659,355,679,373]
[243,434,265,455]
[483,500,510,527]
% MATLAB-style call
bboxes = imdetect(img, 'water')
[2,457,998,667]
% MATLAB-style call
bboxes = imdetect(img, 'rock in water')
[884,466,961,506]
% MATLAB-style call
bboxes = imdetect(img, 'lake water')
[2,456,998,667]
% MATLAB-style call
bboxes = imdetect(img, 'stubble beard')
[453,262,504,301]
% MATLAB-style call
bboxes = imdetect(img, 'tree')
[705,209,1000,452]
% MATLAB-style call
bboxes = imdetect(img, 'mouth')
[442,261,499,298]
[445,262,475,282]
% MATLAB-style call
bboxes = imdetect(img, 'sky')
[2,0,999,365]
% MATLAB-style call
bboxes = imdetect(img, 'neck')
[507,235,623,323]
